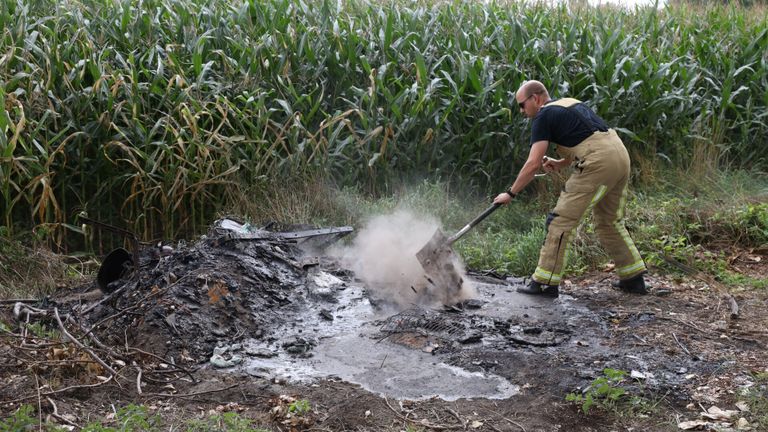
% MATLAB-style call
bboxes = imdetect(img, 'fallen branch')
[13,302,48,320]
[725,294,739,320]
[78,285,130,323]
[5,375,116,404]
[53,308,117,376]
[135,365,143,394]
[658,317,709,336]
[383,398,464,431]
[35,374,42,431]
[140,382,241,399]
[125,346,198,383]
[672,332,695,358]
[503,416,527,432]
[631,334,649,345]
[479,407,527,432]
[0,298,39,304]
[661,255,739,321]
[46,397,81,428]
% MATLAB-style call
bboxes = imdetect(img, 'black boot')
[611,273,648,295]
[517,280,559,298]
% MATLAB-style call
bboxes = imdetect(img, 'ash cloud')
[332,208,475,310]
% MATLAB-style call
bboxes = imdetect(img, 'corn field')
[1,0,766,248]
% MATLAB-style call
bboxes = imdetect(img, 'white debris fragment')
[678,419,709,429]
[736,417,751,430]
[701,406,739,421]
[735,401,750,412]
[313,271,345,288]
[630,370,652,380]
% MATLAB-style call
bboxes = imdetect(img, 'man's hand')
[542,156,569,172]
[493,191,514,205]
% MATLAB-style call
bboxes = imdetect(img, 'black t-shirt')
[530,100,609,148]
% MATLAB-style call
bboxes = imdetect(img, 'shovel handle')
[446,203,501,244]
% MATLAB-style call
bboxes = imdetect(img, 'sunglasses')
[518,93,536,109]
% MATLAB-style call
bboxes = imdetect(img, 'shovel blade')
[416,229,464,298]
[416,229,450,269]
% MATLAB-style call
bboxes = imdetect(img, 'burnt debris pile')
[84,219,353,364]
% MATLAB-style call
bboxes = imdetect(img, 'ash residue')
[85,226,317,364]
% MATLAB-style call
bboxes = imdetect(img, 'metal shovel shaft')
[445,203,501,245]
[416,203,502,298]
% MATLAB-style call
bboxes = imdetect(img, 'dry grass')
[0,238,84,299]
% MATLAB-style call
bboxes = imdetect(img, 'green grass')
[0,404,272,432]
[628,169,768,287]
[0,234,79,299]
[743,372,768,430]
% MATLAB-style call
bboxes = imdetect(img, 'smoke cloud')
[332,208,476,310]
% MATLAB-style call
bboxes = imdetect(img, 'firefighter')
[493,80,647,298]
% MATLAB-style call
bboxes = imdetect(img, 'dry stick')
[661,255,739,319]
[481,407,527,432]
[12,302,48,318]
[125,346,197,382]
[0,298,39,304]
[21,309,31,348]
[726,294,739,320]
[503,417,527,432]
[81,271,180,320]
[5,376,116,404]
[660,317,765,348]
[53,308,117,376]
[46,397,81,428]
[35,373,42,432]
[657,317,709,335]
[78,285,127,315]
[1,330,63,347]
[383,398,463,431]
[140,382,241,399]
[672,332,694,358]
[135,365,143,395]
[445,408,466,427]
[68,315,120,357]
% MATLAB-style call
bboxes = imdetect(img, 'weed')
[742,372,768,429]
[287,399,311,416]
[566,368,629,414]
[723,202,768,247]
[25,322,59,340]
[185,411,269,432]
[82,404,161,432]
[0,405,37,431]
[0,405,67,431]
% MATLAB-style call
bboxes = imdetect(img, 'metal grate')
[379,307,467,340]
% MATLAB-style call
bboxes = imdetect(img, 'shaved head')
[517,80,549,99]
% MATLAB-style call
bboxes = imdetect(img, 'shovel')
[416,203,502,291]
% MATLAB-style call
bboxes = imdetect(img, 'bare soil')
[1,229,767,432]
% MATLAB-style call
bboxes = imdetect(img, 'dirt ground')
[1,229,767,432]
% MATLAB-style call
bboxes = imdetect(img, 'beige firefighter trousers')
[532,124,646,286]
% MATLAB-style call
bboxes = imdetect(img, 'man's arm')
[493,140,548,205]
